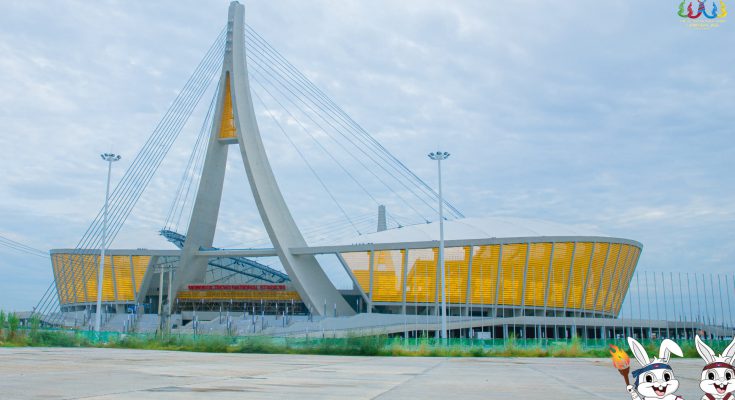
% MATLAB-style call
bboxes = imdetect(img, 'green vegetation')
[0,311,729,358]
[2,329,731,359]
[6,312,19,340]
[0,311,91,347]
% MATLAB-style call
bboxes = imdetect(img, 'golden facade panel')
[469,245,500,305]
[595,243,620,311]
[582,242,608,310]
[371,250,404,302]
[498,243,527,306]
[613,246,639,314]
[568,242,593,309]
[405,248,438,303]
[604,245,630,312]
[524,243,552,307]
[547,242,574,309]
[52,253,150,305]
[342,251,370,296]
[443,247,470,304]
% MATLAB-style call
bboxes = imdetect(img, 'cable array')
[244,26,463,221]
[163,82,220,233]
[33,29,226,321]
[32,23,466,322]
[0,234,48,259]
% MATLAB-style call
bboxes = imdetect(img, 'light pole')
[94,153,121,332]
[428,151,449,343]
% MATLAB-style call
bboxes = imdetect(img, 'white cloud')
[0,1,732,309]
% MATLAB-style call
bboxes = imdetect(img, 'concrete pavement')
[0,347,708,399]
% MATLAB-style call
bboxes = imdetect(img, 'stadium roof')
[339,217,608,245]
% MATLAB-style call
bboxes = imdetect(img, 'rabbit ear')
[628,337,650,366]
[723,337,735,362]
[696,335,716,363]
[659,339,683,363]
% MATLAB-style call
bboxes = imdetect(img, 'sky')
[0,1,732,311]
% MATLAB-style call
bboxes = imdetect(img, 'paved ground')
[0,347,708,399]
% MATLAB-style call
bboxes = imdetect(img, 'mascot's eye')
[708,372,716,380]
[646,375,653,383]
[664,372,671,381]
[727,371,733,380]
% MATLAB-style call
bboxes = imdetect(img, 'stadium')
[42,1,723,340]
[49,214,644,338]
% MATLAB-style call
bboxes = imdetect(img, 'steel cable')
[36,31,226,320]
[245,27,464,219]
[251,88,361,235]
[246,53,432,223]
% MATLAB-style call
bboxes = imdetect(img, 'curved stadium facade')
[333,217,641,318]
[51,217,641,322]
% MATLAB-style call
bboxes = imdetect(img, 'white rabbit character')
[626,337,685,400]
[695,335,735,400]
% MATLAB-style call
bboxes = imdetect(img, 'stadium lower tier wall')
[50,239,641,319]
[341,241,641,318]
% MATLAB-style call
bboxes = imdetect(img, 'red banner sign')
[187,284,287,291]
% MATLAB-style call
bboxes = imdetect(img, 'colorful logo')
[678,0,727,29]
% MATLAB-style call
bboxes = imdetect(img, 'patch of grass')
[7,313,19,341]
[0,310,5,338]
[235,336,283,354]
[29,330,91,347]
[3,323,729,359]
[551,336,584,357]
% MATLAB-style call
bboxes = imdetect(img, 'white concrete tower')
[173,1,354,316]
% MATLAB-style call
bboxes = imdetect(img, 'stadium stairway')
[134,314,160,333]
[100,314,129,332]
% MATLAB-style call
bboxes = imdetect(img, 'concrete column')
[402,249,408,315]
[110,255,118,303]
[493,244,503,318]
[231,3,352,316]
[173,2,353,316]
[368,250,374,313]
[520,243,530,309]
[464,246,473,317]
[129,255,137,300]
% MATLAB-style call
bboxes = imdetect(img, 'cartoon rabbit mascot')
[695,335,735,400]
[627,337,685,400]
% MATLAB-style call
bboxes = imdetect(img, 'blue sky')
[0,1,732,311]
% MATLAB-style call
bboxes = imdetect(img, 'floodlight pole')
[429,151,450,344]
[95,153,121,332]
